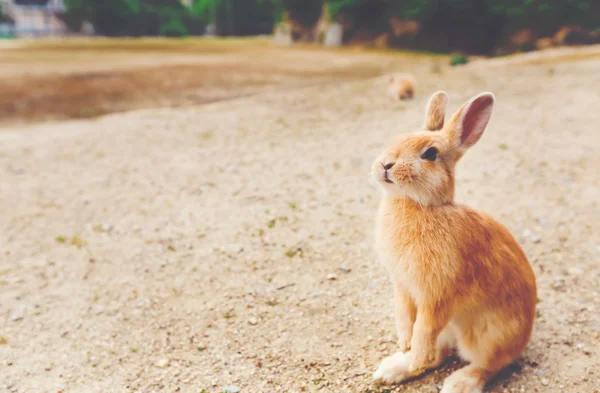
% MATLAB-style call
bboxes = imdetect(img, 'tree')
[0,3,7,24]
[64,0,204,36]
[191,0,279,36]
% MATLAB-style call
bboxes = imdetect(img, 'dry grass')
[0,63,381,122]
[0,37,442,125]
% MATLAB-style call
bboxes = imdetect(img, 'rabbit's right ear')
[423,91,447,131]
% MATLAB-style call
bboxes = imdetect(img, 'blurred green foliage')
[213,0,278,36]
[450,54,469,66]
[321,0,598,53]
[0,2,10,23]
[64,0,204,36]
[278,0,323,26]
[62,0,598,52]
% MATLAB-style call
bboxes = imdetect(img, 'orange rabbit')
[388,75,416,100]
[371,91,537,393]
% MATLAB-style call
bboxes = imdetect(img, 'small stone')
[534,370,545,377]
[522,229,531,237]
[197,344,207,352]
[531,235,541,244]
[338,265,351,273]
[551,278,565,290]
[223,385,241,393]
[248,317,258,326]
[155,358,169,368]
[11,307,25,322]
[327,274,337,280]
[541,378,549,386]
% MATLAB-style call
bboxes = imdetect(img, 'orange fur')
[372,91,537,393]
[388,75,416,100]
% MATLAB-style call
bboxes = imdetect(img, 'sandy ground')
[0,42,599,393]
[0,38,444,125]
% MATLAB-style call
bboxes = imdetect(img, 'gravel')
[0,50,599,393]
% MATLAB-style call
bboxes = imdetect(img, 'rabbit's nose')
[382,162,395,170]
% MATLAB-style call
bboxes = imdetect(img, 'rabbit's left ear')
[423,91,447,131]
[447,92,495,152]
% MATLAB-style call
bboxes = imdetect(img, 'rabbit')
[370,91,537,393]
[388,74,416,100]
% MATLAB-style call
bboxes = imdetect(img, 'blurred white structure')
[323,24,343,47]
[0,0,67,36]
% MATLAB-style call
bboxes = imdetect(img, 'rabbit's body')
[376,198,536,361]
[372,92,537,393]
[388,75,416,100]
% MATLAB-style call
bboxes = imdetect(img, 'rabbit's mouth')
[383,171,394,184]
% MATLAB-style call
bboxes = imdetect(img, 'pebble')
[248,318,258,326]
[551,278,565,290]
[338,265,351,273]
[223,385,241,393]
[522,229,531,237]
[541,378,550,386]
[155,358,169,368]
[327,274,337,280]
[11,307,25,322]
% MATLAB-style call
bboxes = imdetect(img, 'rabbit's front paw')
[408,347,436,374]
[373,352,412,384]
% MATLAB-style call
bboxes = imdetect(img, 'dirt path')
[0,46,599,393]
[0,38,444,125]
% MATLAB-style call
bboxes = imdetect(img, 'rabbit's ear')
[423,91,447,131]
[447,92,495,151]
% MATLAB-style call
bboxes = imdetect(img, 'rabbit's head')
[371,91,495,206]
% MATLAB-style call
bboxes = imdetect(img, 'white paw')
[440,369,484,393]
[373,352,412,384]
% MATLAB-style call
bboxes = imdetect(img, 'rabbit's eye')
[421,147,438,161]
